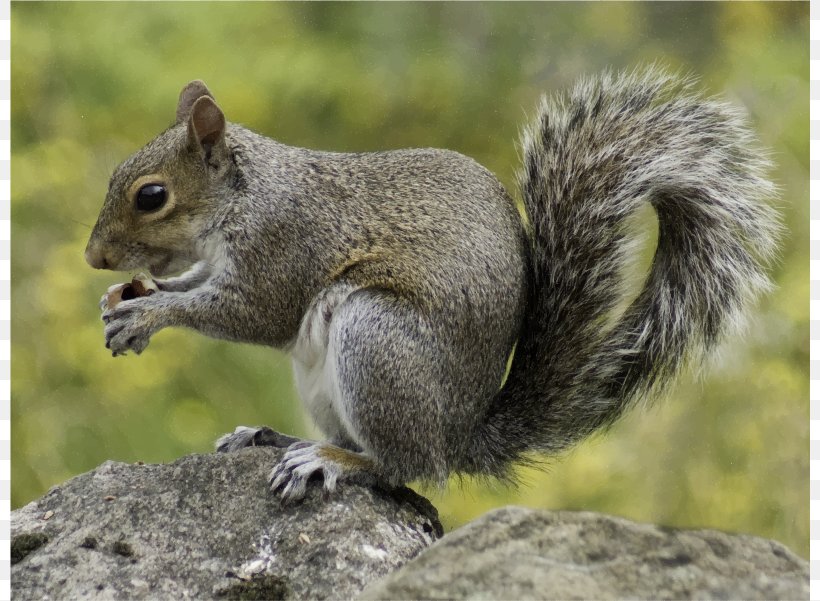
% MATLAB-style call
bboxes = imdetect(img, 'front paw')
[102,297,159,356]
[100,274,158,311]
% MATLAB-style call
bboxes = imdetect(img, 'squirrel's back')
[231,127,528,311]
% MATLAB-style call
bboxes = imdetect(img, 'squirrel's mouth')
[148,253,196,278]
[147,255,173,277]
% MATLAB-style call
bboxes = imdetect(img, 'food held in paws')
[103,274,158,310]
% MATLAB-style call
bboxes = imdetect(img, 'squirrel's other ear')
[187,96,227,164]
[176,80,214,125]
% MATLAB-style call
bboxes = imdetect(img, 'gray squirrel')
[85,68,779,501]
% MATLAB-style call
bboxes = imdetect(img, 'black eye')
[136,184,167,212]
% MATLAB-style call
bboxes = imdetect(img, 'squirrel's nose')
[85,245,111,270]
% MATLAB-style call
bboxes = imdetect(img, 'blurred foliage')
[12,2,807,557]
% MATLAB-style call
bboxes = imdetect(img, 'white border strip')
[2,0,9,597]
[811,1,818,599]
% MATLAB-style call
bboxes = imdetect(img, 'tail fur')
[471,67,780,476]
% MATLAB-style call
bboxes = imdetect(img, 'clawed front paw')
[101,298,157,356]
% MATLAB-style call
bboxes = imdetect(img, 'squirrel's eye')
[135,184,167,212]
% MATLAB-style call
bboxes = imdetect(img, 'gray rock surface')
[360,506,808,601]
[11,448,442,600]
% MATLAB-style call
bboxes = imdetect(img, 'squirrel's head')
[85,80,234,276]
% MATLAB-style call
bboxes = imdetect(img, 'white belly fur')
[290,287,360,445]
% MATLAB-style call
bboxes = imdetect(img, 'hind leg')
[269,288,471,501]
[215,426,303,452]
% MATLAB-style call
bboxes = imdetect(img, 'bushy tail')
[471,68,780,476]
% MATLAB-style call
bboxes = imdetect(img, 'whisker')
[70,218,92,229]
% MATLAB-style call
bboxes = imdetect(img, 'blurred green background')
[12,3,808,556]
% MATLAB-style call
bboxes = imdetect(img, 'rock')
[11,448,442,600]
[14,456,807,601]
[359,506,808,601]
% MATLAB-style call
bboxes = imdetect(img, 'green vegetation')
[12,3,807,556]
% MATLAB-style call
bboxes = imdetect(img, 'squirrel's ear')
[176,80,214,125]
[187,96,227,164]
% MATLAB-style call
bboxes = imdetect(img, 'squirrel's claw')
[102,298,156,356]
[215,426,303,452]
[269,442,354,503]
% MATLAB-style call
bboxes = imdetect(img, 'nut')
[102,274,159,311]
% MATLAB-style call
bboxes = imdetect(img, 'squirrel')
[85,68,779,501]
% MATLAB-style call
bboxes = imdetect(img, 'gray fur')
[469,67,780,477]
[87,68,778,494]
